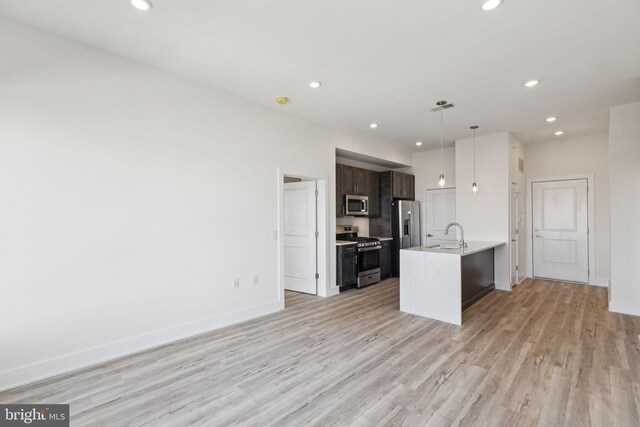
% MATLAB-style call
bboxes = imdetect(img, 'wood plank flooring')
[2,278,640,426]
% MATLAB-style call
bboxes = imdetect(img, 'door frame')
[526,174,596,285]
[510,182,519,286]
[277,168,328,309]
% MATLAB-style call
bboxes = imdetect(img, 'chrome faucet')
[444,222,467,248]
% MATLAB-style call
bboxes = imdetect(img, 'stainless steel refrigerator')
[391,200,421,277]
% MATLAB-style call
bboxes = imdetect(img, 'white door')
[532,179,589,283]
[425,188,456,246]
[284,181,317,294]
[510,183,519,286]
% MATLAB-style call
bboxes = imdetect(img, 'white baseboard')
[0,300,282,393]
[609,300,640,317]
[590,276,610,287]
[326,286,340,297]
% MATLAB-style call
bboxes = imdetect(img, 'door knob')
[427,234,434,237]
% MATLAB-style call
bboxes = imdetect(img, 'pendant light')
[471,125,479,193]
[436,100,447,187]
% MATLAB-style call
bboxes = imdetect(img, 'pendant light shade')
[471,125,479,193]
[437,100,447,187]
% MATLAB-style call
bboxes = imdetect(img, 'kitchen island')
[400,241,506,325]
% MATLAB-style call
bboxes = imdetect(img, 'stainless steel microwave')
[345,195,369,216]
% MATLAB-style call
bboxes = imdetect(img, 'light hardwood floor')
[2,279,639,426]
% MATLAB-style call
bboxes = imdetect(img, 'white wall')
[609,102,640,316]
[0,19,412,390]
[412,147,456,243]
[455,132,511,291]
[508,134,527,283]
[525,133,610,285]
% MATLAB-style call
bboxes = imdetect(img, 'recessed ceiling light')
[482,0,503,11]
[524,79,539,88]
[309,81,322,89]
[555,130,564,136]
[131,0,152,11]
[370,123,378,129]
[416,141,423,146]
[546,117,557,122]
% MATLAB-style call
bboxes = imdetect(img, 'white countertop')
[403,241,505,256]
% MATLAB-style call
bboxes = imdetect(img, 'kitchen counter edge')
[401,241,506,256]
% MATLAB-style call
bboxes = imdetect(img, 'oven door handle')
[358,246,381,252]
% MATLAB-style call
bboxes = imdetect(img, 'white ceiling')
[1,0,639,150]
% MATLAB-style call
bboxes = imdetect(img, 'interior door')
[425,188,456,246]
[510,183,519,286]
[532,179,589,283]
[284,181,317,294]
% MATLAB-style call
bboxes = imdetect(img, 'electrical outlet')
[434,268,440,277]
[252,274,259,285]
[233,278,240,288]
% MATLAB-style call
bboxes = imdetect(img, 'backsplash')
[336,216,370,237]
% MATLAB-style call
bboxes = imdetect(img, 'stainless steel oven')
[345,195,369,216]
[357,244,381,287]
[336,225,381,288]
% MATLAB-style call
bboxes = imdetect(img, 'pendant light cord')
[440,107,443,167]
[473,127,476,181]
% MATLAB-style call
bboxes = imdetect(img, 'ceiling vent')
[431,101,455,112]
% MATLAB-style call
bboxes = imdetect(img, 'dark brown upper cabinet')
[336,164,381,217]
[336,164,344,217]
[392,172,415,200]
[366,171,380,217]
[341,166,367,196]
[342,167,366,196]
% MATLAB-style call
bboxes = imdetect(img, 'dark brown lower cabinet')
[380,240,392,278]
[337,244,358,289]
